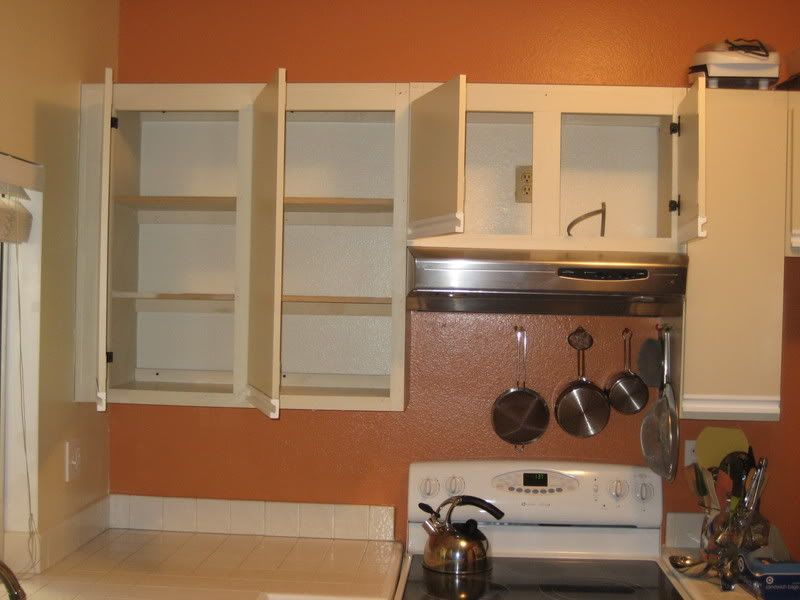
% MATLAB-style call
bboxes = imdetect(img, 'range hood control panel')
[558,267,649,281]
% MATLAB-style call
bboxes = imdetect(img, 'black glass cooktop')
[401,555,682,600]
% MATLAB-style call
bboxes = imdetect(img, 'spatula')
[695,427,749,470]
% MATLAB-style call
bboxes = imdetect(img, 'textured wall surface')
[112,0,800,553]
[117,0,800,86]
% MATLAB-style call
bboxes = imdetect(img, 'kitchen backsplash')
[109,495,395,540]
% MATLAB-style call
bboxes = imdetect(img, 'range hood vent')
[407,248,688,317]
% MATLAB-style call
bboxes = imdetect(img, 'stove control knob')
[637,482,655,503]
[445,475,465,495]
[608,479,630,501]
[418,477,440,498]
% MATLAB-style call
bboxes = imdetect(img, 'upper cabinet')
[680,82,787,421]
[676,80,709,244]
[408,75,466,237]
[75,71,790,420]
[278,83,408,411]
[76,72,284,417]
[787,92,800,257]
[243,70,287,416]
[76,73,408,414]
[408,76,708,252]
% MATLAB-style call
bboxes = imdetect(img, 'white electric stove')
[394,460,683,599]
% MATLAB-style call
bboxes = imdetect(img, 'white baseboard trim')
[681,393,780,421]
[4,495,109,573]
[407,212,463,238]
[110,494,394,541]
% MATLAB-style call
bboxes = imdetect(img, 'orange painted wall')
[114,0,800,552]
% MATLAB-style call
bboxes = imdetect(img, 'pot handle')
[442,495,505,525]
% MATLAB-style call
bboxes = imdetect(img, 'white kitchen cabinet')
[76,76,407,413]
[787,92,800,256]
[278,84,408,411]
[407,76,707,252]
[75,70,285,417]
[680,82,787,421]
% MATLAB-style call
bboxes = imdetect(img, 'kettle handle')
[442,495,505,525]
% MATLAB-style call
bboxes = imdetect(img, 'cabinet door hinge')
[669,118,680,136]
[106,351,114,363]
[668,195,681,215]
[110,116,119,129]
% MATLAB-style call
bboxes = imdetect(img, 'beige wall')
[0,1,119,533]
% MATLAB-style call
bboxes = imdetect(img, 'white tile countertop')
[661,547,755,600]
[9,529,403,600]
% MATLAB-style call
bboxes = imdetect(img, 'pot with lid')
[419,495,505,574]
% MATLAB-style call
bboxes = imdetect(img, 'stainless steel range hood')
[407,248,688,317]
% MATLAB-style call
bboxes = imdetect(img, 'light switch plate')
[684,439,696,467]
[65,439,81,482]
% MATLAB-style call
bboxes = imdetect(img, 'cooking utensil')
[492,326,549,447]
[555,327,610,438]
[637,337,664,387]
[606,328,649,414]
[701,467,720,511]
[693,463,711,504]
[719,450,754,512]
[660,326,679,480]
[696,427,750,470]
[743,458,768,513]
[640,326,679,480]
[715,470,734,509]
[669,554,709,577]
[419,495,505,574]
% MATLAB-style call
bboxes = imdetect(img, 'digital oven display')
[523,472,548,487]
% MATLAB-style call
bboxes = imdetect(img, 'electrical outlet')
[515,165,532,203]
[65,439,81,482]
[684,439,696,467]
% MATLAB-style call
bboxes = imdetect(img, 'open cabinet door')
[96,67,113,411]
[676,78,708,244]
[240,69,286,418]
[408,75,466,238]
[789,94,800,252]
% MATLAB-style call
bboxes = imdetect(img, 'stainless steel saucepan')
[492,326,549,447]
[606,328,649,414]
[555,327,610,438]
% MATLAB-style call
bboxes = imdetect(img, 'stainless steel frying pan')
[492,326,549,447]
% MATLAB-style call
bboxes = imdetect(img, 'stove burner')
[422,565,509,600]
[537,579,638,599]
[424,583,509,600]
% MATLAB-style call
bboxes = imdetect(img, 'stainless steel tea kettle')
[419,495,505,574]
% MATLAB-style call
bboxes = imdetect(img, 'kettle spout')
[422,517,440,536]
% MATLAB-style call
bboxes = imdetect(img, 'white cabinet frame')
[407,79,700,253]
[787,93,800,256]
[76,79,281,414]
[279,83,409,411]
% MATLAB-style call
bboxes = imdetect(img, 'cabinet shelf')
[112,291,234,313]
[284,196,392,213]
[116,195,236,211]
[280,373,390,410]
[280,378,391,410]
[109,368,235,406]
[113,380,233,393]
[282,295,391,316]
